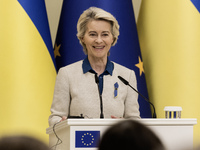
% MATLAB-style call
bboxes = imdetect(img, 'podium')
[46,119,197,150]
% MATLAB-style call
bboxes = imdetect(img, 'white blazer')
[48,60,140,126]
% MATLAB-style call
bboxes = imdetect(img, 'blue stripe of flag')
[191,0,200,13]
[17,0,56,68]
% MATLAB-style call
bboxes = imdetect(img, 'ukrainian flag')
[137,0,200,146]
[0,0,56,142]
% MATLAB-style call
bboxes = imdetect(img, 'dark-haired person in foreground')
[98,120,165,150]
[0,135,50,150]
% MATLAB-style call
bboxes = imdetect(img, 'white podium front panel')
[46,119,197,150]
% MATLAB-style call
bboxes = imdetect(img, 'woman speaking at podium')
[48,7,140,126]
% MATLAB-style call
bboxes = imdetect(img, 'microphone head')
[118,76,129,85]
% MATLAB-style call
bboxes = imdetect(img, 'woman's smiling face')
[82,19,114,60]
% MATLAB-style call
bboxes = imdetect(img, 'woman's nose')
[95,36,103,43]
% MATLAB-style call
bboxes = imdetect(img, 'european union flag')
[75,131,100,148]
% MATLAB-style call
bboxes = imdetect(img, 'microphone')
[118,76,157,118]
[95,74,104,119]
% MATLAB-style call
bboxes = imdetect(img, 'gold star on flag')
[54,43,61,58]
[135,56,144,76]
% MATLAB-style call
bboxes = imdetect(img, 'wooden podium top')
[46,118,197,134]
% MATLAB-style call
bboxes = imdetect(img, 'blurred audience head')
[98,119,165,150]
[0,135,50,150]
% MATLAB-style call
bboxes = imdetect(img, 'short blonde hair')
[77,7,120,55]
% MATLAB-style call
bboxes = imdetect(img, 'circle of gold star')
[81,133,94,146]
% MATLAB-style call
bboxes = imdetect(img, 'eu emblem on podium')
[75,131,100,148]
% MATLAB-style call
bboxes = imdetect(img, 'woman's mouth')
[93,46,105,49]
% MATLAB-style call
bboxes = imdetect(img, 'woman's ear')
[112,37,116,46]
[81,37,84,43]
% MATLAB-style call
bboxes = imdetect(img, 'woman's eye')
[102,34,109,36]
[89,33,96,36]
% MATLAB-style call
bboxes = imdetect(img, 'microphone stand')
[95,74,104,119]
[118,76,157,118]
